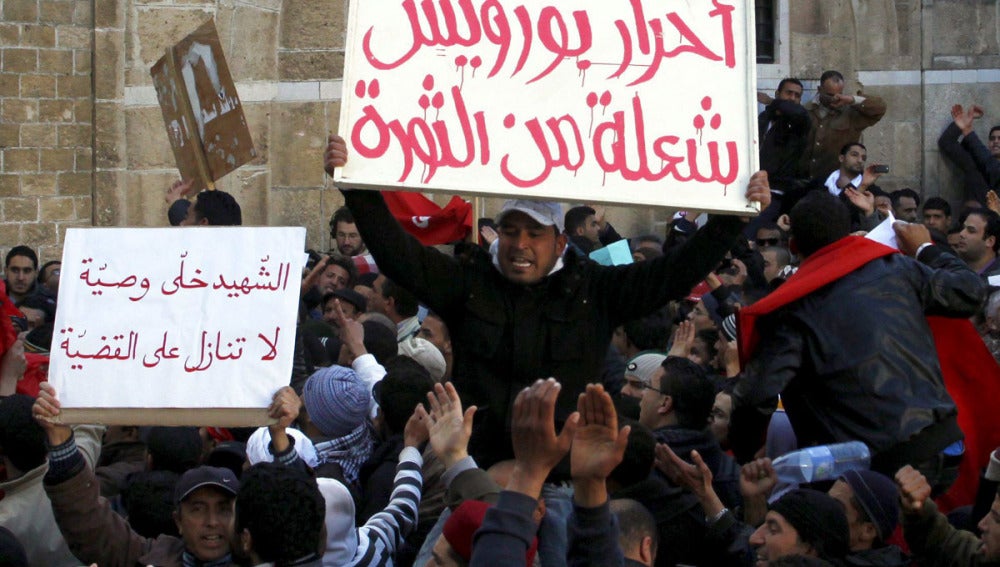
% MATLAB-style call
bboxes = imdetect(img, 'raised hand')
[508,378,579,499]
[324,134,349,177]
[268,385,302,453]
[33,382,72,446]
[426,382,476,468]
[895,465,932,514]
[667,320,696,359]
[572,383,629,507]
[739,457,778,500]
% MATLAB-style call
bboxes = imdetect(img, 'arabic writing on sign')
[58,326,281,373]
[78,253,292,301]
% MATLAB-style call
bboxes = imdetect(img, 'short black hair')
[657,357,714,429]
[990,125,1000,138]
[790,191,851,257]
[192,190,242,226]
[5,246,38,270]
[381,277,419,318]
[38,260,60,283]
[622,310,671,352]
[923,196,952,217]
[564,206,596,235]
[820,70,845,84]
[122,470,181,538]
[330,206,356,239]
[890,188,921,208]
[362,319,398,364]
[839,142,866,156]
[377,357,434,434]
[326,254,359,288]
[959,208,1000,253]
[609,419,655,488]
[0,395,46,473]
[761,245,791,267]
[610,498,659,561]
[776,78,803,93]
[236,463,324,564]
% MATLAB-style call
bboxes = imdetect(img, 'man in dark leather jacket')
[731,191,986,487]
[324,135,771,467]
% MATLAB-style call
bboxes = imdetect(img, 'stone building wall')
[3,0,1000,263]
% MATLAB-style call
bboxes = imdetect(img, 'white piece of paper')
[864,211,898,250]
[49,227,305,409]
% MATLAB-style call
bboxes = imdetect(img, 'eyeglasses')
[756,238,780,247]
[632,380,670,396]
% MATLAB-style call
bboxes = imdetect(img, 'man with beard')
[330,207,378,275]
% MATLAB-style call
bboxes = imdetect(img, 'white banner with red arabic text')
[49,227,305,409]
[336,0,758,214]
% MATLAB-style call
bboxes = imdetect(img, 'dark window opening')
[755,0,776,64]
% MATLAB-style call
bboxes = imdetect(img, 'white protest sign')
[336,0,758,214]
[49,227,305,423]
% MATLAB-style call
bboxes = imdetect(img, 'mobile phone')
[872,165,889,174]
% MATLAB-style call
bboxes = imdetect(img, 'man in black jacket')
[324,135,771,467]
[731,191,986,491]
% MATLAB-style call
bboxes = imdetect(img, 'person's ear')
[241,528,253,554]
[173,510,182,535]
[658,395,673,416]
[556,233,568,254]
[640,535,655,565]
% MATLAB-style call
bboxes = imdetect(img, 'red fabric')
[737,236,896,366]
[14,352,47,397]
[382,191,473,246]
[930,317,1000,513]
[736,237,1000,511]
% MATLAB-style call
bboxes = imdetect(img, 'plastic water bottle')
[771,441,871,484]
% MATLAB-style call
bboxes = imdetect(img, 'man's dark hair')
[235,463,324,564]
[622,309,671,352]
[839,142,866,156]
[38,260,60,283]
[610,498,659,561]
[657,357,714,429]
[890,188,921,208]
[377,357,434,434]
[609,420,655,488]
[122,470,181,538]
[776,78,803,93]
[923,196,952,217]
[327,254,359,288]
[5,246,38,270]
[192,190,242,226]
[381,277,419,318]
[361,319,398,364]
[330,206,356,238]
[761,245,791,267]
[820,70,845,84]
[789,191,851,257]
[564,206,596,235]
[0,395,46,473]
[959,208,1000,253]
[144,426,203,474]
[990,125,1000,138]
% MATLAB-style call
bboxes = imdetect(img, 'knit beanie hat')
[770,489,849,560]
[443,500,538,565]
[839,469,900,541]
[397,336,447,382]
[624,352,667,387]
[303,365,370,438]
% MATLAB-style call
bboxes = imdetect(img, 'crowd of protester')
[3,69,1000,567]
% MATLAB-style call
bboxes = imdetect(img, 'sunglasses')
[756,238,780,246]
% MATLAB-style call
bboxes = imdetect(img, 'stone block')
[57,124,91,147]
[94,102,124,169]
[3,197,39,222]
[789,0,828,35]
[0,124,19,148]
[21,25,56,47]
[74,48,91,74]
[125,106,173,169]
[270,102,326,187]
[75,147,92,170]
[323,100,340,133]
[215,167,269,225]
[280,0,345,49]
[228,7,278,81]
[39,1,74,24]
[21,123,58,147]
[56,25,90,48]
[38,99,74,122]
[4,149,39,172]
[20,73,56,97]
[72,0,91,25]
[94,0,123,28]
[93,170,121,226]
[0,175,20,197]
[243,103,270,166]
[929,1,997,58]
[0,24,20,45]
[3,0,39,22]
[270,187,325,249]
[71,196,92,218]
[40,148,76,171]
[93,30,124,99]
[20,173,58,196]
[892,122,922,181]
[40,196,76,221]
[20,222,58,246]
[133,8,213,76]
[0,74,19,97]
[3,48,38,73]
[74,99,91,123]
[1,100,39,123]
[123,172,175,227]
[58,171,92,196]
[38,49,74,73]
[57,74,91,97]
[278,50,343,81]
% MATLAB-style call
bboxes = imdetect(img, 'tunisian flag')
[737,236,1000,512]
[382,191,473,246]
